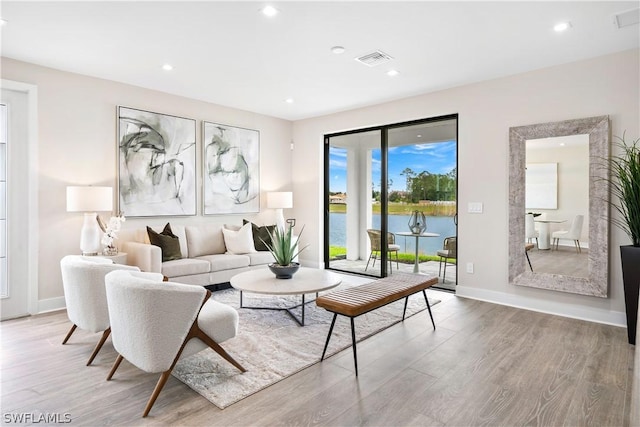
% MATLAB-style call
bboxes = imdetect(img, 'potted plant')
[609,133,640,344]
[262,224,308,279]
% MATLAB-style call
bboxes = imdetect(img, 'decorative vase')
[103,246,118,256]
[621,245,640,345]
[408,210,426,234]
[268,262,300,279]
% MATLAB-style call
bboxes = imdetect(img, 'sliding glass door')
[324,115,458,290]
[325,129,386,277]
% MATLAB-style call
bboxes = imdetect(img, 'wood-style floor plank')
[0,290,633,426]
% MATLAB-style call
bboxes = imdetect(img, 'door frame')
[323,114,458,286]
[1,79,39,318]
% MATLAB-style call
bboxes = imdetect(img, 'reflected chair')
[525,243,534,272]
[525,214,539,248]
[104,270,246,417]
[60,255,140,365]
[365,229,400,272]
[552,215,584,253]
[436,236,457,283]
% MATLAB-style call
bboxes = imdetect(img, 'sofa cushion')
[247,251,275,266]
[145,223,188,258]
[186,225,226,257]
[222,223,255,254]
[195,254,250,272]
[243,219,277,252]
[161,258,210,278]
[147,223,182,262]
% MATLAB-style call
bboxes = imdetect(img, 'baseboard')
[37,296,66,314]
[456,285,626,327]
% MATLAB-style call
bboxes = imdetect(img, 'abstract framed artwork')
[117,106,196,217]
[202,121,259,215]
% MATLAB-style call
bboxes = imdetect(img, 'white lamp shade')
[66,186,113,212]
[267,191,293,209]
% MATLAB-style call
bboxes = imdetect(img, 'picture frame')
[117,106,196,217]
[202,121,260,215]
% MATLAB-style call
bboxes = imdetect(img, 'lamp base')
[79,212,102,256]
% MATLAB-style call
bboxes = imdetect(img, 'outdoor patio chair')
[436,236,457,283]
[365,229,400,272]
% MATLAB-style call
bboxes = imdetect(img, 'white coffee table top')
[230,267,342,296]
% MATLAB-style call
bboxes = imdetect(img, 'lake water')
[329,213,456,255]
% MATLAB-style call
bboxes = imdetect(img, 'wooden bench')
[315,272,438,376]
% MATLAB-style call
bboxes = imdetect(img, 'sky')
[329,140,457,193]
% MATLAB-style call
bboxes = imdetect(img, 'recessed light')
[331,46,345,54]
[387,69,400,77]
[162,64,173,71]
[285,98,294,104]
[554,21,571,32]
[0,18,7,26]
[261,5,279,17]
[417,134,422,138]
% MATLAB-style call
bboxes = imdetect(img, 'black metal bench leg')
[422,290,435,330]
[525,250,533,272]
[402,296,409,321]
[321,313,338,361]
[350,317,358,377]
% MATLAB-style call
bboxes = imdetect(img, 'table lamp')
[66,186,113,255]
[267,191,292,232]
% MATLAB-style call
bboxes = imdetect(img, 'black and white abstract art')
[203,121,259,215]
[118,106,196,217]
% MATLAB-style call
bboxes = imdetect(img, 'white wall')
[0,57,293,308]
[292,48,640,326]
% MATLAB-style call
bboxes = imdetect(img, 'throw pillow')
[147,223,182,262]
[243,219,276,252]
[222,222,255,254]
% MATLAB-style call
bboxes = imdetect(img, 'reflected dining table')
[395,231,440,273]
[534,218,566,250]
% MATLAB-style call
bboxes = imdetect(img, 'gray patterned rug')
[172,281,440,409]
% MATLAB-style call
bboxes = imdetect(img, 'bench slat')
[316,272,438,317]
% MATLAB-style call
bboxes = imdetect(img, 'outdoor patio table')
[395,231,440,274]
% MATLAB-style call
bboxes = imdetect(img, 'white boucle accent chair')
[60,255,141,365]
[104,269,246,418]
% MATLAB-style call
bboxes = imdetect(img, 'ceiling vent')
[355,50,393,67]
[614,8,639,29]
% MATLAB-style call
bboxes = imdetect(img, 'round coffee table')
[230,267,342,326]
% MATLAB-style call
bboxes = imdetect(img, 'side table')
[96,252,128,265]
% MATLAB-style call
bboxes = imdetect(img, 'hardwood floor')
[1,291,633,426]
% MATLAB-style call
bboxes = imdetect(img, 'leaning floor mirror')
[508,116,610,297]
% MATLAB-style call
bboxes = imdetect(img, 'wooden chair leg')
[193,327,246,373]
[62,324,77,344]
[143,371,172,418]
[106,354,124,380]
[87,328,111,366]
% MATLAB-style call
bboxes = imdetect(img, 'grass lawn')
[329,245,456,264]
[329,202,456,216]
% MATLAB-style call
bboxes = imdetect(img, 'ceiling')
[1,1,638,121]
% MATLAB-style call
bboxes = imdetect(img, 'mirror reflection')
[525,134,589,278]
[508,115,609,298]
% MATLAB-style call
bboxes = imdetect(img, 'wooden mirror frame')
[508,116,610,297]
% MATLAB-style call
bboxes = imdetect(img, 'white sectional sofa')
[116,223,275,286]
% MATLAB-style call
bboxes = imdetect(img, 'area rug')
[172,281,440,409]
